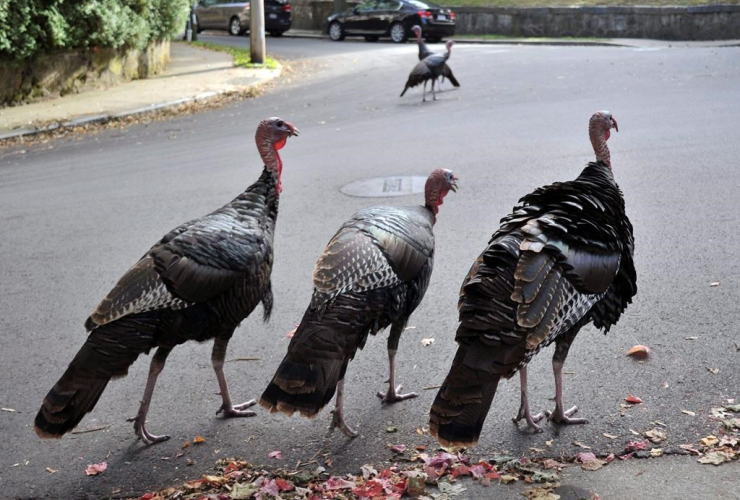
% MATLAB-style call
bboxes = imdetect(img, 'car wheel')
[269,31,285,37]
[229,16,244,36]
[389,22,408,43]
[329,21,345,41]
[365,35,379,42]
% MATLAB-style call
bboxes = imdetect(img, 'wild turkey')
[411,26,459,90]
[34,117,299,444]
[400,40,455,102]
[430,111,636,449]
[260,169,459,437]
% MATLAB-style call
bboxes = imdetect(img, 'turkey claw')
[329,409,358,438]
[127,416,170,445]
[377,385,419,404]
[512,407,544,432]
[217,399,257,418]
[546,405,588,425]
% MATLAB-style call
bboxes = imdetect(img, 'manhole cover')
[341,175,427,198]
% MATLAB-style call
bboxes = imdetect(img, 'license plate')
[269,13,277,18]
[436,14,446,21]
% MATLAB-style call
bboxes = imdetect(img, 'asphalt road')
[1,37,739,499]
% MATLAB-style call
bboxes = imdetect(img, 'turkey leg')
[512,366,544,432]
[128,347,172,445]
[546,331,588,424]
[422,80,428,102]
[330,378,358,438]
[377,322,419,403]
[212,337,257,418]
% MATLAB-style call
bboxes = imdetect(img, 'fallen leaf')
[1,408,17,412]
[650,448,663,458]
[268,450,283,460]
[386,426,398,433]
[360,464,378,479]
[421,338,434,346]
[626,345,650,358]
[582,459,606,471]
[85,462,107,476]
[701,435,719,447]
[644,428,667,443]
[573,441,592,449]
[707,367,719,375]
[45,467,57,474]
[709,282,721,287]
[390,444,407,453]
[545,439,553,447]
[415,445,426,451]
[625,395,643,404]
[603,433,618,439]
[540,459,566,470]
[576,452,597,463]
[529,447,545,453]
[438,481,467,495]
[698,451,733,465]
[629,429,640,436]
[500,474,518,484]
[523,486,561,500]
[682,410,696,416]
[231,482,259,499]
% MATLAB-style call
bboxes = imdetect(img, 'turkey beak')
[611,117,618,133]
[450,176,459,192]
[288,123,300,137]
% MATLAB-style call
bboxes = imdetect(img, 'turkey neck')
[257,140,284,194]
[589,124,611,170]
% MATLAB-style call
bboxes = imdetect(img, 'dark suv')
[327,0,455,43]
[195,0,292,37]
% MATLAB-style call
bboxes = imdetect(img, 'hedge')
[0,0,190,61]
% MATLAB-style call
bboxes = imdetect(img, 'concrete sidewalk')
[0,42,280,141]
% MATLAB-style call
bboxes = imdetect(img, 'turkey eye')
[277,120,284,127]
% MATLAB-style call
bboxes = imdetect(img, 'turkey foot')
[511,367,544,432]
[329,408,358,438]
[217,398,257,418]
[546,405,588,425]
[512,404,544,432]
[128,416,170,445]
[377,384,419,404]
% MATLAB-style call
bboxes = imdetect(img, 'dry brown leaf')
[644,428,667,443]
[682,410,696,416]
[701,435,719,446]
[650,448,664,458]
[523,486,561,500]
[625,395,643,404]
[581,459,606,471]
[603,433,618,439]
[500,474,518,484]
[626,345,650,358]
[193,436,206,444]
[545,439,554,447]
[707,367,719,375]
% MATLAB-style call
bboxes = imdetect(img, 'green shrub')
[0,0,190,61]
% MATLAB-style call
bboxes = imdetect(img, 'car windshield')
[404,0,441,8]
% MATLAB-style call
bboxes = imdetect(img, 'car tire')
[269,31,285,37]
[389,22,408,43]
[229,16,245,36]
[365,35,379,42]
[329,21,345,41]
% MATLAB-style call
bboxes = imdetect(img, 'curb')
[0,70,280,143]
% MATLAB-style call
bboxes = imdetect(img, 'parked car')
[194,0,292,37]
[326,0,455,43]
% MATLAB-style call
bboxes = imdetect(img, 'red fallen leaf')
[577,452,597,463]
[452,464,470,477]
[268,450,282,459]
[605,453,616,463]
[138,494,154,500]
[626,345,650,358]
[353,481,384,498]
[275,478,294,492]
[625,395,643,404]
[260,479,280,497]
[477,460,494,471]
[626,440,648,451]
[324,476,356,490]
[486,470,501,480]
[415,445,426,451]
[390,444,407,453]
[619,452,635,460]
[85,462,107,476]
[392,478,408,494]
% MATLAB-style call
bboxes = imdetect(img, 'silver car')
[195,0,251,36]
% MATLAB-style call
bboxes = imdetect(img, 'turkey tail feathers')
[429,344,502,449]
[35,324,154,438]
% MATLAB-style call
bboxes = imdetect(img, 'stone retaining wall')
[0,40,171,107]
[296,2,740,40]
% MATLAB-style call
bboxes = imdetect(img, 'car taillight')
[450,11,456,19]
[418,10,433,19]
[283,4,292,11]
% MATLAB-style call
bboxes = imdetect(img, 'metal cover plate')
[341,175,427,198]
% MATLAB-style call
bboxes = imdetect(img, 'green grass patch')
[444,0,740,6]
[455,34,600,40]
[189,41,280,70]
